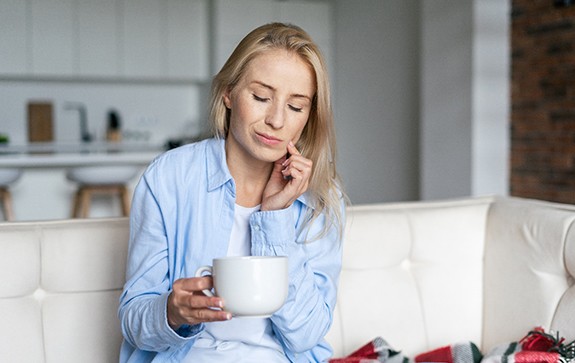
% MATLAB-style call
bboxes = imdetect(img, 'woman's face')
[224,49,315,164]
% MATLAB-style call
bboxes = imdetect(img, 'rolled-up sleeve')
[118,172,202,353]
[249,199,344,359]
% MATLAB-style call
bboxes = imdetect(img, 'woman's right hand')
[166,276,232,330]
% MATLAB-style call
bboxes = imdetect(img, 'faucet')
[64,102,92,142]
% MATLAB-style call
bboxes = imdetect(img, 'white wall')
[333,0,420,204]
[420,0,474,199]
[472,0,510,197]
[420,0,510,200]
[333,0,509,204]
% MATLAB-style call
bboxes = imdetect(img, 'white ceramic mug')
[195,256,289,317]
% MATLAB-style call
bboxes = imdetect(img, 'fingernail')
[226,313,232,320]
[289,141,295,147]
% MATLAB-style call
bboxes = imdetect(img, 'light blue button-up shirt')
[118,138,344,362]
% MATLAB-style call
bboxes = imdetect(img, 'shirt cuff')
[249,205,296,255]
[158,292,203,343]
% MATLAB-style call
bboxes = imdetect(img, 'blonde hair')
[209,22,346,239]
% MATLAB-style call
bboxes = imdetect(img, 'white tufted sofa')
[0,196,573,362]
[326,195,575,358]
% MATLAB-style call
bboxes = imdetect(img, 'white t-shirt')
[184,204,289,362]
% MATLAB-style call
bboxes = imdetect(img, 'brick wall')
[511,0,575,203]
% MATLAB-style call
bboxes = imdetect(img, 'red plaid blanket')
[329,327,574,363]
[483,328,575,363]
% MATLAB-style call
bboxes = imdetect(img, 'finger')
[282,171,309,197]
[285,157,312,172]
[283,169,302,183]
[172,293,229,323]
[172,277,225,311]
[191,308,232,323]
[174,276,213,293]
[287,141,300,156]
[177,303,231,325]
[187,294,224,310]
[282,159,312,180]
[171,289,224,312]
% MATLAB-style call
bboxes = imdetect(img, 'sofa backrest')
[481,197,575,351]
[2,196,573,362]
[0,218,129,363]
[325,196,575,358]
[325,196,493,357]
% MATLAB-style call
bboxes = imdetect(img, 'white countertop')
[0,142,165,168]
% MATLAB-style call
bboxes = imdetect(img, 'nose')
[265,102,284,129]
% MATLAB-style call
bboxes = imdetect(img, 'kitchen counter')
[0,142,168,221]
[0,142,165,168]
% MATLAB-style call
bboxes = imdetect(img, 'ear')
[223,88,232,109]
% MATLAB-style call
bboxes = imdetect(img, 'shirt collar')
[206,137,232,192]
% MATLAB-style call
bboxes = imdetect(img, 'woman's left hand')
[261,141,312,211]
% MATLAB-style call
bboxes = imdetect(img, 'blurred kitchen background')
[1,0,573,221]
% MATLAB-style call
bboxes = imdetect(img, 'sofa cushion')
[0,227,40,297]
[43,291,123,363]
[0,218,129,363]
[554,222,575,340]
[41,221,129,292]
[0,297,44,362]
[327,198,491,357]
[482,198,575,351]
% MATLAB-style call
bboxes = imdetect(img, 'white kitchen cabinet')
[122,0,209,80]
[212,0,276,73]
[0,0,28,75]
[121,0,163,78]
[30,0,75,76]
[77,0,120,77]
[166,0,209,80]
[278,1,333,75]
[1,0,209,82]
[212,0,333,76]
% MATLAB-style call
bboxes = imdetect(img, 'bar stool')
[0,168,23,221]
[67,166,140,218]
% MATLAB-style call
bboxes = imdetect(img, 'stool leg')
[72,189,81,218]
[72,184,130,218]
[4,189,14,221]
[79,187,92,218]
[1,188,15,221]
[120,185,130,216]
[0,188,5,220]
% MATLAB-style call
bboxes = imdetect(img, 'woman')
[119,22,346,362]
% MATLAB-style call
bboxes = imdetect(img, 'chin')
[257,149,285,163]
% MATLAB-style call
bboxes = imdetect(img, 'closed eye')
[252,94,269,102]
[288,105,303,113]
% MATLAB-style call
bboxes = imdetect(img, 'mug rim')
[213,255,287,262]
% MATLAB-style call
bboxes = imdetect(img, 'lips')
[256,132,282,146]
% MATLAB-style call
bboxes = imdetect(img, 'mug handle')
[195,265,215,297]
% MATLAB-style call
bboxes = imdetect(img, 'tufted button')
[33,288,47,301]
[400,259,412,270]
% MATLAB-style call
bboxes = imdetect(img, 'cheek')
[231,96,262,123]
[290,115,310,142]
[228,102,250,129]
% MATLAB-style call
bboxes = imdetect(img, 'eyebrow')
[251,81,312,101]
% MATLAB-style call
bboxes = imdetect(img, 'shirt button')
[217,341,233,351]
[253,224,261,231]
